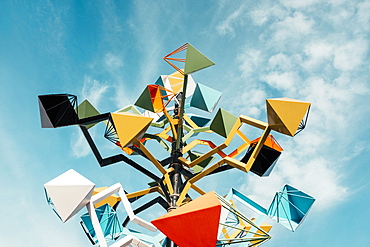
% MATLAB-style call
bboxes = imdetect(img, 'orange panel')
[152,191,221,247]
[250,134,283,152]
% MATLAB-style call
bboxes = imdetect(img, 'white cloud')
[70,76,110,158]
[216,5,246,36]
[356,1,370,32]
[279,0,321,8]
[303,41,334,70]
[270,12,315,44]
[104,53,124,70]
[71,128,91,158]
[268,53,295,71]
[227,87,267,117]
[327,3,356,27]
[237,48,263,78]
[81,76,110,107]
[232,1,370,212]
[250,4,288,26]
[262,71,300,93]
[333,39,368,71]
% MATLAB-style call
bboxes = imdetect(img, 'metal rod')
[175,74,188,150]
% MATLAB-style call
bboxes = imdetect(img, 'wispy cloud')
[223,0,370,211]
[216,5,246,37]
[81,76,110,107]
[71,76,110,158]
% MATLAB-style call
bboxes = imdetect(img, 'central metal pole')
[165,74,188,247]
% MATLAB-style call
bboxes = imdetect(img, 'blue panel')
[267,184,315,231]
[81,204,123,244]
[190,83,222,112]
[45,188,62,222]
[187,114,211,127]
[230,188,268,215]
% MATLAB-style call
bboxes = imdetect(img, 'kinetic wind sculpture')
[39,43,315,247]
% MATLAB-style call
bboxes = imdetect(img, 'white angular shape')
[87,183,157,247]
[44,169,95,223]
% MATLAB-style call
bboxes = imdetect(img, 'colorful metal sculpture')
[38,43,315,246]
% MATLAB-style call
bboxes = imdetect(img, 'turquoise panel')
[81,204,123,244]
[45,188,62,222]
[228,188,268,215]
[190,83,222,112]
[267,184,315,231]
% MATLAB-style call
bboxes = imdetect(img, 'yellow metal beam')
[243,126,271,172]
[239,115,268,130]
[126,186,163,199]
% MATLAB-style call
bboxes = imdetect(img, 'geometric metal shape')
[155,72,197,99]
[134,85,158,112]
[135,84,174,113]
[186,114,211,127]
[163,43,215,75]
[44,169,95,223]
[190,83,222,112]
[210,108,238,138]
[250,134,283,152]
[188,151,215,173]
[267,184,315,232]
[151,191,222,247]
[266,98,311,137]
[38,94,78,128]
[106,112,153,148]
[240,141,281,177]
[75,99,100,129]
[224,188,268,216]
[217,193,271,246]
[86,183,157,247]
[93,187,121,209]
[81,204,123,244]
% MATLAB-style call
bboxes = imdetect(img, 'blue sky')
[0,0,369,246]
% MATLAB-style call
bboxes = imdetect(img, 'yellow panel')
[151,86,165,112]
[111,112,153,147]
[168,70,185,93]
[266,98,310,136]
[93,187,121,208]
[169,70,184,79]
[168,77,183,93]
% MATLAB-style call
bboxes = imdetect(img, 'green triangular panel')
[134,86,154,112]
[210,108,238,138]
[184,44,215,75]
[75,100,100,129]
[189,151,215,173]
[190,83,222,112]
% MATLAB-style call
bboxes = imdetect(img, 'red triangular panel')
[152,192,221,247]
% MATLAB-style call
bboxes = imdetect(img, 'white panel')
[44,169,95,222]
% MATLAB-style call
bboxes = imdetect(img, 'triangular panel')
[152,191,221,247]
[184,44,215,75]
[38,94,78,128]
[44,169,95,223]
[190,83,222,112]
[266,98,311,136]
[76,99,100,129]
[134,86,155,112]
[210,108,238,138]
[110,112,153,147]
[267,184,315,231]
